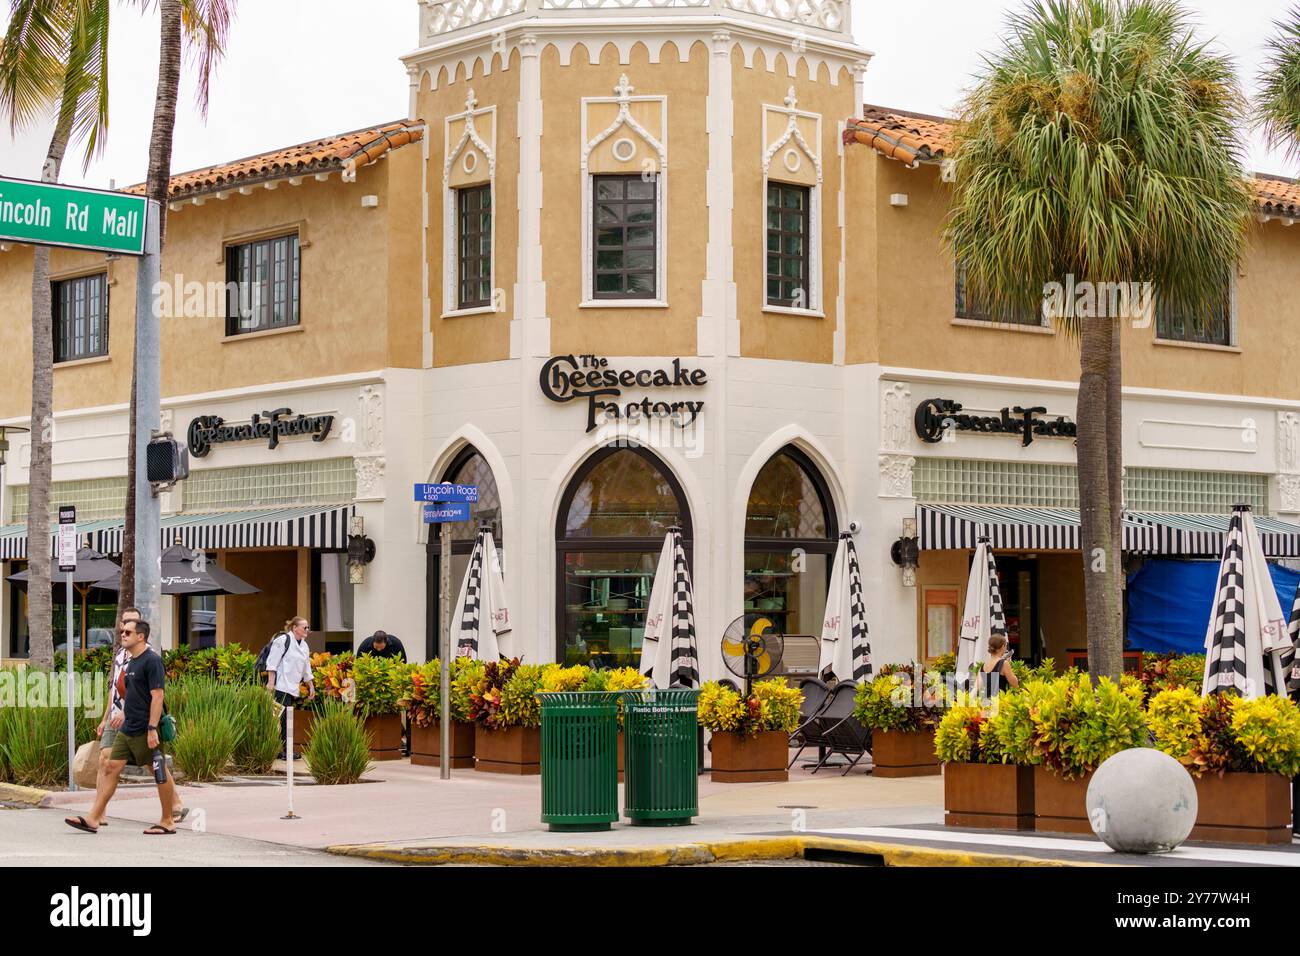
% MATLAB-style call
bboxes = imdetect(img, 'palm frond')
[179,0,234,117]
[1257,6,1300,163]
[0,0,72,132]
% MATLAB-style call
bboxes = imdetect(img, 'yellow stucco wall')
[420,50,519,368]
[543,40,707,358]
[733,51,853,364]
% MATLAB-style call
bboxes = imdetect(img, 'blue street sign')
[423,502,471,523]
[414,482,479,503]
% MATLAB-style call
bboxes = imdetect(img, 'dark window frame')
[954,261,1044,327]
[457,184,493,309]
[225,232,301,336]
[591,174,657,301]
[1155,286,1234,347]
[52,272,109,363]
[766,183,811,308]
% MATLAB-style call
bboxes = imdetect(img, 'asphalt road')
[0,805,390,867]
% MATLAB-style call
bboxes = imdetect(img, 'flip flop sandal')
[173,807,190,823]
[143,825,177,835]
[65,816,99,834]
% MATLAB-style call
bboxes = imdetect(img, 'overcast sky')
[1,0,1296,186]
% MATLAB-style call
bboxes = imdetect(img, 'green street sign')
[0,176,148,255]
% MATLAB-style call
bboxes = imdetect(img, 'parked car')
[55,627,116,657]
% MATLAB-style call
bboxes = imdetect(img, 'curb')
[327,834,1104,868]
[0,782,54,807]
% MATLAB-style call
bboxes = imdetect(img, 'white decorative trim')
[443,88,498,317]
[1279,412,1300,474]
[1278,474,1300,512]
[359,384,384,452]
[879,454,916,499]
[581,74,668,305]
[761,88,822,314]
[880,381,912,452]
[611,137,637,162]
[354,455,387,501]
[579,299,669,309]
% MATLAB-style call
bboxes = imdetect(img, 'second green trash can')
[537,691,621,832]
[623,688,700,826]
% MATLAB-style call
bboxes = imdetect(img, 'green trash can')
[623,688,700,826]
[537,691,621,832]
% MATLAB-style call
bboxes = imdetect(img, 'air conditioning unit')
[147,433,189,486]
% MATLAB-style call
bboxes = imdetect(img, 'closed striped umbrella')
[452,529,511,661]
[956,534,1007,682]
[1203,506,1290,699]
[819,532,872,683]
[1281,577,1300,695]
[638,532,675,685]
[666,527,699,688]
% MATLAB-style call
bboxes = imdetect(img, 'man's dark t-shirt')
[121,649,166,736]
[356,636,406,661]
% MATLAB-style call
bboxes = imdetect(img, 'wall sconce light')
[891,516,919,587]
[347,515,376,584]
[0,424,30,468]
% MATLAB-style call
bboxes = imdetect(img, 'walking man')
[66,620,178,835]
[266,615,315,760]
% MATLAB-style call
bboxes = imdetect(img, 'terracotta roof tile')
[125,120,424,200]
[845,105,1294,217]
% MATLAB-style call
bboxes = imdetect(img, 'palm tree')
[118,0,232,619]
[1,0,113,666]
[1258,6,1300,162]
[944,0,1253,680]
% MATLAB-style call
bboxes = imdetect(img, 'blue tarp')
[1126,559,1300,654]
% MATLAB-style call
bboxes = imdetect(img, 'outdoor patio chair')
[807,682,872,776]
[786,678,833,765]
[788,680,855,770]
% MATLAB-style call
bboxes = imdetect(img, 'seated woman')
[981,633,1020,698]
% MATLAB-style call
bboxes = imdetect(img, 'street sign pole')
[133,201,162,626]
[440,522,452,781]
[58,506,77,792]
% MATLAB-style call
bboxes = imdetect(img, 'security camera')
[847,520,862,535]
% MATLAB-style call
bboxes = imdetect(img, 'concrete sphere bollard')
[1085,748,1197,853]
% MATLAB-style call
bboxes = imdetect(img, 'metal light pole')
[133,201,162,624]
[440,522,451,780]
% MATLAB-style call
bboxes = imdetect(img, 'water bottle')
[151,748,167,785]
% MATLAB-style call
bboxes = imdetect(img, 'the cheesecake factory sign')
[187,407,335,458]
[540,354,706,432]
[914,398,1075,447]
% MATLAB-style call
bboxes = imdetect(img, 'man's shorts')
[100,725,119,750]
[109,731,157,767]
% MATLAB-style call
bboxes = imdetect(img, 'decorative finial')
[465,88,478,112]
[614,74,634,101]
[784,86,798,110]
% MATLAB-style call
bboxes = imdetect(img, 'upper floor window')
[53,273,108,363]
[955,262,1044,327]
[457,185,492,310]
[225,233,300,336]
[592,175,656,300]
[767,183,810,308]
[1155,286,1234,347]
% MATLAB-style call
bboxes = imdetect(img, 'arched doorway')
[555,443,691,670]
[425,445,503,660]
[743,445,838,648]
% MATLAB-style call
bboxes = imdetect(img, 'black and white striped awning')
[917,505,1300,556]
[1,505,353,560]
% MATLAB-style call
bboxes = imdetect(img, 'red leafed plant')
[467,657,520,730]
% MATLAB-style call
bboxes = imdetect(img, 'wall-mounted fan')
[721,614,785,697]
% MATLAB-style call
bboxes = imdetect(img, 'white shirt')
[266,633,313,697]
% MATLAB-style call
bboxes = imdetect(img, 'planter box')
[474,725,541,775]
[873,729,940,778]
[364,713,403,762]
[943,763,1034,830]
[410,721,475,769]
[710,730,789,783]
[290,709,314,749]
[1033,766,1094,834]
[1191,772,1292,845]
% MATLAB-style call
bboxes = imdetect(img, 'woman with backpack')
[264,617,316,761]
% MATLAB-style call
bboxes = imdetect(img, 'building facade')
[2,0,1299,675]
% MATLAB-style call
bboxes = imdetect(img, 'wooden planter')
[364,713,404,762]
[943,763,1035,830]
[474,725,541,775]
[290,709,314,749]
[873,729,940,778]
[1033,766,1094,834]
[710,730,789,783]
[410,721,476,769]
[1191,772,1292,845]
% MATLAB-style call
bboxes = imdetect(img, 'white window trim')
[761,90,822,316]
[1153,275,1239,349]
[580,76,668,308]
[443,90,496,317]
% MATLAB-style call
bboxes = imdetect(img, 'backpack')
[254,632,291,676]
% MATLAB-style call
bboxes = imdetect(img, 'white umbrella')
[956,534,1007,683]
[638,526,698,688]
[638,532,674,685]
[1203,506,1289,699]
[1283,578,1300,696]
[452,529,511,660]
[819,532,872,683]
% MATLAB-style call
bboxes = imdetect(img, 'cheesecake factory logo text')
[540,354,706,432]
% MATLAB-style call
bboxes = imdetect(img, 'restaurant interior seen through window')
[557,444,689,670]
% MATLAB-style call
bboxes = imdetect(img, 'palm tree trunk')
[1107,320,1125,676]
[1078,315,1123,683]
[119,0,181,623]
[26,88,78,667]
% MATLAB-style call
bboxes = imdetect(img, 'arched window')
[426,445,502,660]
[556,444,691,670]
[743,445,837,643]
